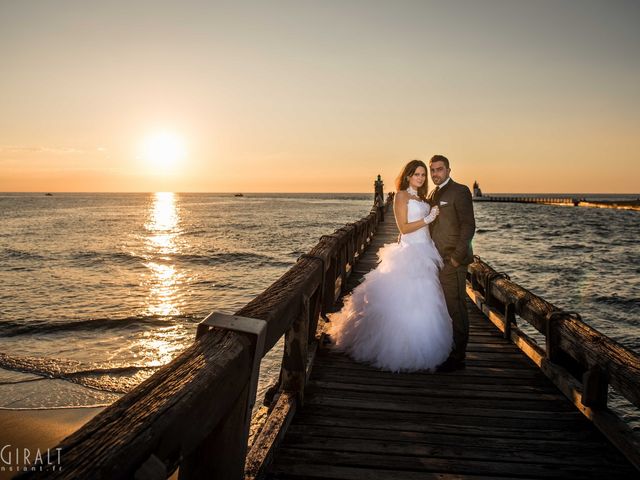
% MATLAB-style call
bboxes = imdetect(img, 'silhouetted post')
[374,174,384,222]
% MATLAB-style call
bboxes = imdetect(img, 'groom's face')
[430,161,451,186]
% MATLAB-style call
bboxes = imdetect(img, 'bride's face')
[408,166,427,190]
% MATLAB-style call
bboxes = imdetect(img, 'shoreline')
[0,407,103,479]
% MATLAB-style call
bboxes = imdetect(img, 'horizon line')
[1,191,639,195]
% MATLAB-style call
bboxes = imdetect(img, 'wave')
[70,250,147,267]
[173,252,292,268]
[549,244,593,251]
[67,250,291,269]
[0,314,198,337]
[1,248,46,261]
[0,352,159,393]
[594,295,640,310]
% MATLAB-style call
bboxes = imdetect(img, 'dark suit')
[428,179,476,362]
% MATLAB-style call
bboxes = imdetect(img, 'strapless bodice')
[401,198,432,245]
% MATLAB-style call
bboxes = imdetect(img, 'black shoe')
[436,359,456,372]
[436,359,465,372]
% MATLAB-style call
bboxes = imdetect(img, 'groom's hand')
[450,258,460,267]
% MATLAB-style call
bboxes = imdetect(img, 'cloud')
[0,145,88,155]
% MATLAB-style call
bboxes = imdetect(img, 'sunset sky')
[1,0,638,193]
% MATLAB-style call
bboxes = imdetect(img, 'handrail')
[468,258,640,409]
[19,189,392,479]
[467,256,640,469]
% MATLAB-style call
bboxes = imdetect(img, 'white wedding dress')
[328,196,453,372]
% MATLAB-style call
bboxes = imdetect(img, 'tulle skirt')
[328,239,453,372]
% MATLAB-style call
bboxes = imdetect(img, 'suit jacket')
[427,179,476,265]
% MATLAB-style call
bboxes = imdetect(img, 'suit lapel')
[432,179,453,205]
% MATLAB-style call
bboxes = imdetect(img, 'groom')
[427,155,476,371]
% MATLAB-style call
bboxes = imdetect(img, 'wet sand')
[0,407,102,479]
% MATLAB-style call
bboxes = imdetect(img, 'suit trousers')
[439,261,469,362]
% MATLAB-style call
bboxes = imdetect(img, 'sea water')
[1,192,638,422]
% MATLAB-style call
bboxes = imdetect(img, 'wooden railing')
[20,192,392,480]
[466,257,640,470]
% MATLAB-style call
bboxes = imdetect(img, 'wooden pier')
[265,206,638,479]
[22,184,640,479]
[472,195,579,206]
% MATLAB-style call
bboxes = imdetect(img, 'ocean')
[0,192,638,422]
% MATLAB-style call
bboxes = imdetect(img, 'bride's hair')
[396,159,428,200]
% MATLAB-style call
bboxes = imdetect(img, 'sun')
[140,131,186,170]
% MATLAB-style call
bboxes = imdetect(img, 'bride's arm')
[394,191,430,234]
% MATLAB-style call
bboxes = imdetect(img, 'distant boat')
[234,193,244,197]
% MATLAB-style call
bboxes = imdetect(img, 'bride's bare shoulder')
[395,190,409,202]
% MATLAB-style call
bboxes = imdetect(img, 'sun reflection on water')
[143,192,182,317]
[139,327,186,367]
[135,192,190,367]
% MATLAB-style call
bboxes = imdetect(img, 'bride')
[328,160,453,372]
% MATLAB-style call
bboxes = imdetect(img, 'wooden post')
[545,311,563,363]
[323,254,338,312]
[281,295,310,404]
[582,366,609,409]
[307,285,322,344]
[179,383,251,480]
[339,243,349,294]
[503,302,516,340]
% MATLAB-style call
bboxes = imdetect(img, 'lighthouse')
[473,180,483,198]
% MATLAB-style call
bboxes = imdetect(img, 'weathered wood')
[467,284,640,471]
[468,258,640,410]
[245,392,297,480]
[306,285,322,344]
[308,380,566,402]
[582,366,609,408]
[17,330,253,479]
[271,462,509,480]
[468,260,553,333]
[281,295,310,403]
[273,447,633,479]
[293,403,593,432]
[179,382,251,479]
[557,316,640,408]
[303,393,581,419]
[292,410,601,441]
[279,434,627,468]
[266,202,638,478]
[235,209,378,355]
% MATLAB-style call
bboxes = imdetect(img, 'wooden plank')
[303,394,583,420]
[245,392,297,480]
[288,413,604,441]
[279,434,629,468]
[314,356,534,371]
[308,380,568,402]
[272,447,635,479]
[312,363,550,381]
[270,462,514,480]
[311,366,555,387]
[284,424,612,452]
[308,371,559,394]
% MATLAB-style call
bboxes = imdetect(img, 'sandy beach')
[0,407,102,479]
